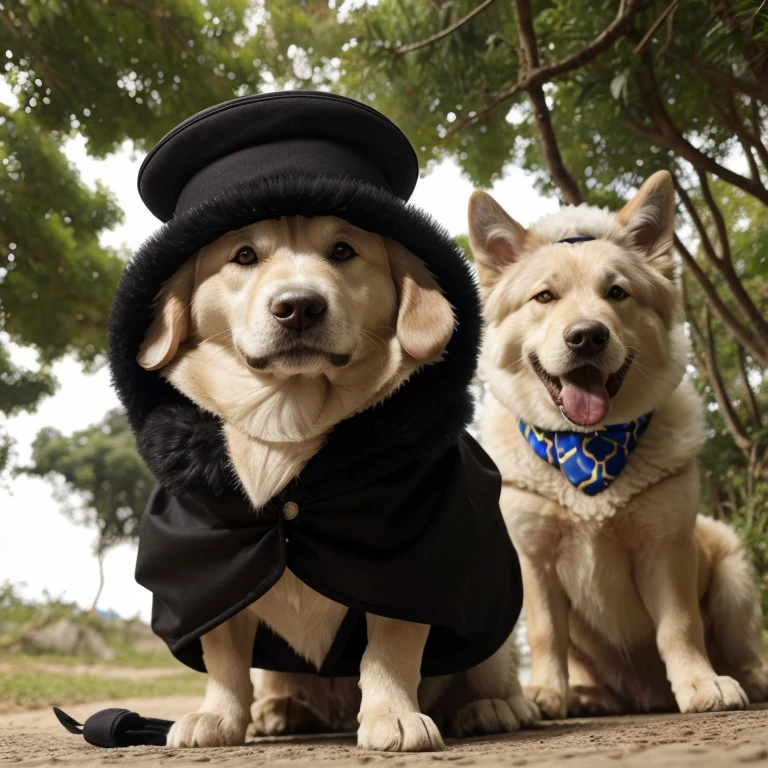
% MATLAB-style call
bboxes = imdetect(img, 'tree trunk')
[90,550,106,616]
[515,0,582,205]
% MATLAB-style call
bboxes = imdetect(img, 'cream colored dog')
[469,171,768,717]
[138,215,537,750]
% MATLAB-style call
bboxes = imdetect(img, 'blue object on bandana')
[518,415,652,496]
[558,236,596,244]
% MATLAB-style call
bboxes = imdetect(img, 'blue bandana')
[518,415,652,496]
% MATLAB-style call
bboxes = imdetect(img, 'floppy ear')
[137,258,196,370]
[617,171,675,273]
[467,191,528,290]
[384,238,456,362]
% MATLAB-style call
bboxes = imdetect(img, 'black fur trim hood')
[108,174,523,677]
[110,174,481,497]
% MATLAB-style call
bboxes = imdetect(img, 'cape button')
[283,501,299,521]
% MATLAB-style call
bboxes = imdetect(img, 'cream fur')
[470,173,768,719]
[145,215,535,750]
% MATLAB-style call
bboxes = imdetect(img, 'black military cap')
[138,91,419,222]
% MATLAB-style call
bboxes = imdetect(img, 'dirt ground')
[2,696,768,767]
[0,660,190,683]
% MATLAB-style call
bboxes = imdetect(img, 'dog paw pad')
[358,711,444,752]
[167,711,246,748]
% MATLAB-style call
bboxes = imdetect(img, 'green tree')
[246,0,768,607]
[0,0,266,471]
[3,0,768,610]
[19,409,154,612]
[0,106,123,469]
[1,0,262,156]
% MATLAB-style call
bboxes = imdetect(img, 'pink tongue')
[560,366,610,426]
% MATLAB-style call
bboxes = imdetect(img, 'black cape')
[138,430,517,676]
[108,93,523,678]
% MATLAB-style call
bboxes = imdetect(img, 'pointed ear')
[384,238,456,362]
[137,258,196,370]
[618,171,675,270]
[468,191,528,290]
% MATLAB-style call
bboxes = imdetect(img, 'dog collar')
[518,414,652,496]
[558,235,595,244]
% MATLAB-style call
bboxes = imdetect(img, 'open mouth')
[245,346,352,371]
[530,355,633,427]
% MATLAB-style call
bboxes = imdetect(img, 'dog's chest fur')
[488,380,707,653]
[557,518,658,650]
[510,492,658,651]
[248,570,348,670]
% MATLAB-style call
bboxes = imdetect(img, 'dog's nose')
[270,291,327,331]
[564,321,610,356]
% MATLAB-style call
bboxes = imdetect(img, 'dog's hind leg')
[441,635,540,738]
[566,647,624,717]
[699,515,768,703]
[250,671,356,737]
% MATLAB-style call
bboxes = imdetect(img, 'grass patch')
[0,668,205,711]
[0,582,180,668]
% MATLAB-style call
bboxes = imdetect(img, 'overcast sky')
[0,86,557,621]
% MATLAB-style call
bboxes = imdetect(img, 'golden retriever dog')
[468,171,768,717]
[137,214,537,749]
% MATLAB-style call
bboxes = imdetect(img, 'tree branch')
[737,346,762,428]
[708,479,727,521]
[632,0,680,56]
[448,0,644,136]
[683,278,755,458]
[696,170,733,264]
[673,176,721,264]
[633,61,768,206]
[712,97,765,182]
[750,97,768,170]
[515,0,581,204]
[695,64,768,104]
[739,136,762,183]
[673,234,768,367]
[701,308,755,458]
[694,171,768,350]
[395,0,498,54]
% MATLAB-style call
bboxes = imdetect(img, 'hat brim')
[138,91,419,222]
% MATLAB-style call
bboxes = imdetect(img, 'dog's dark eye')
[533,290,555,304]
[331,241,357,261]
[232,246,258,266]
[608,285,629,300]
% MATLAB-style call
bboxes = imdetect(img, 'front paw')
[249,695,329,737]
[167,711,247,747]
[675,675,748,713]
[358,711,444,752]
[507,693,541,727]
[524,685,567,719]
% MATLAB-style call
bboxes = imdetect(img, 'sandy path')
[2,697,768,767]
[0,661,189,681]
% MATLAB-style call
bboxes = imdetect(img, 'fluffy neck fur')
[163,335,419,509]
[481,379,707,520]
